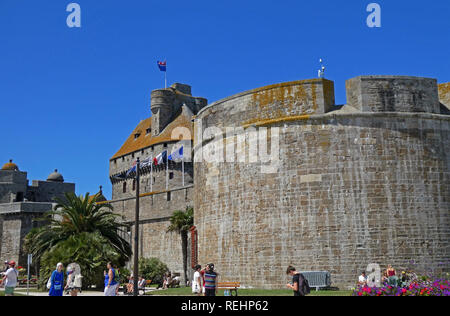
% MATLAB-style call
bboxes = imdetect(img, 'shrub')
[138,258,169,285]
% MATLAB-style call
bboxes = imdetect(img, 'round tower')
[151,89,175,137]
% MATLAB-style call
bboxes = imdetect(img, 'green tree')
[24,192,132,289]
[167,206,193,286]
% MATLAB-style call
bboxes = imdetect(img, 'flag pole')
[166,156,169,190]
[150,162,153,192]
[165,70,167,89]
[133,157,140,296]
[182,158,185,187]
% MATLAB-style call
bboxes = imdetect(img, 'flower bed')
[352,279,450,296]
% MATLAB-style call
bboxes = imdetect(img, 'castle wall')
[0,170,28,203]
[110,142,193,200]
[194,78,450,289]
[0,203,54,265]
[346,76,440,113]
[109,186,194,282]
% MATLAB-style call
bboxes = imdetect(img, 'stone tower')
[193,76,450,290]
[109,83,207,282]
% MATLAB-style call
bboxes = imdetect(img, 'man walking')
[286,266,309,296]
[1,261,18,296]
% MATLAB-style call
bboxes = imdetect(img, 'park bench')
[217,282,241,296]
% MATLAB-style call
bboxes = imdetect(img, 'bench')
[217,282,241,296]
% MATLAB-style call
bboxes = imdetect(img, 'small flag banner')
[157,60,167,72]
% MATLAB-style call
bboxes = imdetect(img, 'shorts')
[5,286,15,295]
[104,283,119,296]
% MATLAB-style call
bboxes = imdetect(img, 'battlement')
[346,75,440,114]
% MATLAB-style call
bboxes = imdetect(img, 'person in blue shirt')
[104,262,118,296]
[49,263,65,296]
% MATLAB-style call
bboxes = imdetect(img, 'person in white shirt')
[358,271,367,287]
[192,265,203,296]
[1,261,18,296]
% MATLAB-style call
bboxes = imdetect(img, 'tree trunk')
[181,231,188,286]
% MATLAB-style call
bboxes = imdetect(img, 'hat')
[9,261,16,266]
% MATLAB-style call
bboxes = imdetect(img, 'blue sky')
[0,0,449,199]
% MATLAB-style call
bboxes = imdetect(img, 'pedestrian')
[104,262,119,296]
[49,263,65,296]
[3,261,9,273]
[192,264,203,296]
[200,264,207,296]
[1,261,18,296]
[65,266,80,296]
[204,263,218,296]
[286,266,309,296]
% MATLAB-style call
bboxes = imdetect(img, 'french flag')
[157,60,167,72]
[153,151,167,166]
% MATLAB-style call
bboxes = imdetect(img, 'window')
[169,172,174,180]
[132,179,136,191]
[167,191,171,201]
[134,133,140,139]
[146,128,151,135]
[16,192,24,202]
[123,182,127,193]
[163,143,168,148]
[132,153,135,158]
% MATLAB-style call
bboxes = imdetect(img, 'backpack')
[299,273,311,295]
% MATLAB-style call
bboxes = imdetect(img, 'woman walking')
[104,262,119,296]
[192,265,203,296]
[49,263,65,296]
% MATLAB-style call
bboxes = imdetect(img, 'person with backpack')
[286,266,310,296]
[1,261,18,296]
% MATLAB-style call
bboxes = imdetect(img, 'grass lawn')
[145,287,351,296]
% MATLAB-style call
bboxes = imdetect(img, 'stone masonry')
[193,76,450,289]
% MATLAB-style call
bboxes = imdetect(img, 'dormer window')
[134,133,140,139]
[146,128,152,135]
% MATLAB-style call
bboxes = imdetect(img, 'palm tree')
[167,206,193,286]
[25,192,132,267]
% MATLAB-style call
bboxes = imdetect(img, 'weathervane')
[318,58,326,78]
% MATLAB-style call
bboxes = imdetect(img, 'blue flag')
[168,146,183,161]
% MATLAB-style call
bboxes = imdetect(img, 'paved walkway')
[6,287,159,296]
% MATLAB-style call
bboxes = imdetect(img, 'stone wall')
[346,76,440,114]
[193,77,450,289]
[110,142,193,201]
[0,210,48,266]
[109,186,194,282]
